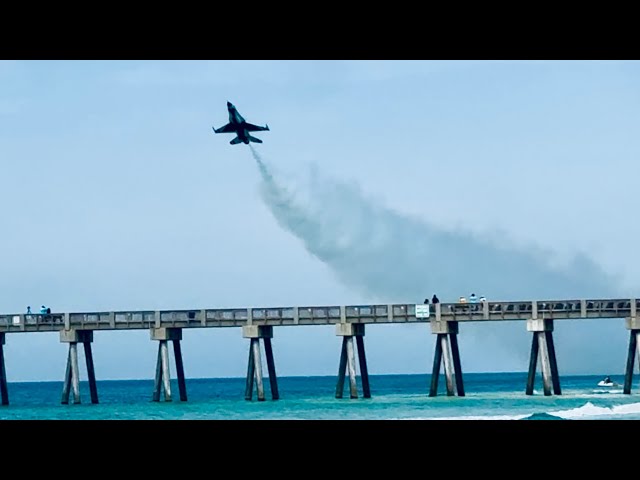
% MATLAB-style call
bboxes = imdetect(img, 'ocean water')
[1,372,639,420]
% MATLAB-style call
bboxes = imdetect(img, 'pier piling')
[245,341,255,400]
[623,316,640,394]
[150,328,186,402]
[449,333,465,396]
[243,325,278,401]
[545,331,561,395]
[355,335,371,398]
[429,334,443,397]
[264,337,280,400]
[441,333,456,396]
[173,339,187,401]
[60,330,97,404]
[0,333,8,406]
[525,334,539,395]
[429,309,464,397]
[252,337,265,401]
[525,319,561,396]
[336,338,348,399]
[335,322,370,399]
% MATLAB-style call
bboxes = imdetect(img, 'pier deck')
[1,298,636,333]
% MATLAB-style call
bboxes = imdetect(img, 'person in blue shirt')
[40,305,47,314]
[469,293,478,303]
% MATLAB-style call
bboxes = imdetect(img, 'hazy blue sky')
[1,60,639,383]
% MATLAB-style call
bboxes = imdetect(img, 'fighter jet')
[212,101,270,145]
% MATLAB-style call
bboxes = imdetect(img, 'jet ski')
[597,380,616,387]
[597,377,619,388]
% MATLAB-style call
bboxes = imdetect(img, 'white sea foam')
[403,401,640,420]
[406,413,530,420]
[550,401,640,419]
[591,389,623,395]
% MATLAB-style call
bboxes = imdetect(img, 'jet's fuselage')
[236,129,250,144]
[227,103,250,143]
[214,101,268,145]
[228,103,246,125]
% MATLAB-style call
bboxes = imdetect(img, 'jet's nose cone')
[227,101,232,107]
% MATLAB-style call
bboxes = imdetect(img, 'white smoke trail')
[249,145,630,372]
[250,145,617,302]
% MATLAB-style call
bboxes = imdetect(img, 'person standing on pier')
[430,295,440,313]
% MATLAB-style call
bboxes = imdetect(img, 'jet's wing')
[244,123,270,132]
[213,123,236,134]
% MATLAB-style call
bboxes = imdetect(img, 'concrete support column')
[151,327,186,402]
[61,330,97,405]
[0,333,8,406]
[429,320,464,397]
[623,317,640,394]
[525,319,561,396]
[243,325,278,401]
[335,323,370,399]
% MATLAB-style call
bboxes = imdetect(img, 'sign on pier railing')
[415,304,430,319]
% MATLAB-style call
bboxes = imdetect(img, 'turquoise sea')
[1,372,640,420]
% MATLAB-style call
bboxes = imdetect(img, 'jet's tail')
[247,135,263,144]
[230,136,243,145]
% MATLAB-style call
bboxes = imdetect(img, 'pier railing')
[1,298,637,333]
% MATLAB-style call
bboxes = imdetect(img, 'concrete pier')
[151,327,186,402]
[429,307,464,397]
[0,297,638,404]
[60,330,98,405]
[335,322,370,399]
[243,325,278,401]
[525,319,561,396]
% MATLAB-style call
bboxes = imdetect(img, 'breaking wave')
[405,401,640,420]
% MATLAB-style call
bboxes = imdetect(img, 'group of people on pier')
[423,293,487,306]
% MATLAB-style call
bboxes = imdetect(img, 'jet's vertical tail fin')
[247,135,263,144]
